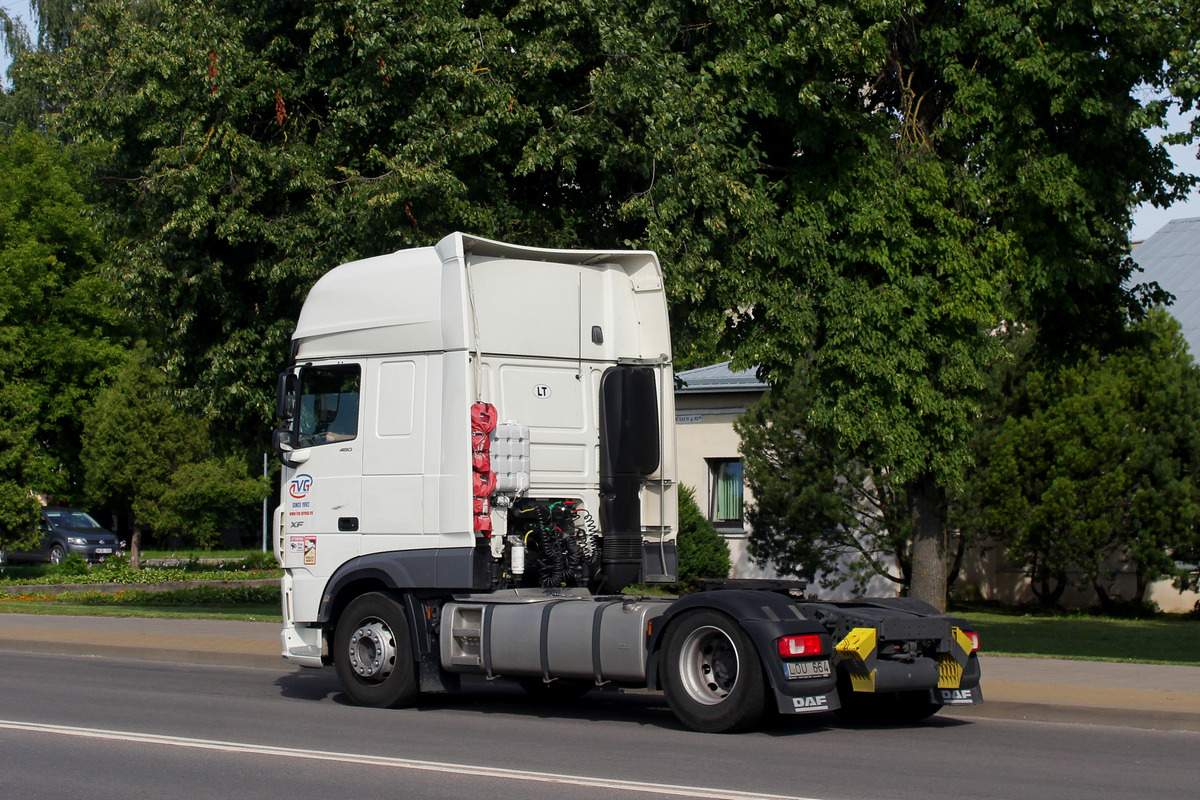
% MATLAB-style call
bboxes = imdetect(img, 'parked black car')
[4,508,122,564]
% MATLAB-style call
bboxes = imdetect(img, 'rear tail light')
[778,634,824,658]
[964,630,980,653]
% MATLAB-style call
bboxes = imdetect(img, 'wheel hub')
[678,625,740,705]
[347,620,396,680]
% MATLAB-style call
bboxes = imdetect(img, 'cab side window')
[297,366,360,448]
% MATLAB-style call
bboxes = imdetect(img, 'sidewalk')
[965,654,1200,730]
[2,612,1198,730]
[0,612,280,669]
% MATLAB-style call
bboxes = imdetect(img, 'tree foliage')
[0,126,125,548]
[155,457,268,549]
[528,0,1198,609]
[16,0,584,446]
[81,347,266,549]
[6,0,1199,607]
[969,311,1200,609]
[738,375,912,595]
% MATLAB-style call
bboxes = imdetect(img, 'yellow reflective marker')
[835,627,877,665]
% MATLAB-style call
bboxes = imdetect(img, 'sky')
[0,0,1196,242]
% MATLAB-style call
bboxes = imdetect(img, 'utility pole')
[262,453,269,553]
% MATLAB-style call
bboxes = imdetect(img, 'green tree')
[738,375,913,595]
[971,311,1200,609]
[155,457,267,549]
[12,0,1200,610]
[0,127,125,549]
[81,347,266,560]
[514,0,1197,608]
[16,0,561,448]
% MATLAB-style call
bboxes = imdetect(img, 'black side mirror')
[276,372,297,421]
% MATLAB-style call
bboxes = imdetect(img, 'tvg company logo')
[289,474,313,499]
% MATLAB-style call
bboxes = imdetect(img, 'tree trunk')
[1093,579,1115,614]
[130,524,142,570]
[1031,563,1066,609]
[947,531,966,590]
[1134,564,1149,605]
[907,473,947,612]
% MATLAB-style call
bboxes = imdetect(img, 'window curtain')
[713,461,744,523]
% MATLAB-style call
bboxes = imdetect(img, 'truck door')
[361,355,428,536]
[282,362,364,568]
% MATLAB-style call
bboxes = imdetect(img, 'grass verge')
[961,609,1200,666]
[0,585,282,623]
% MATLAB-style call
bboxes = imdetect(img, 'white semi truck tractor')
[271,232,982,732]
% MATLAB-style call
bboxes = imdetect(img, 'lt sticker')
[290,535,317,566]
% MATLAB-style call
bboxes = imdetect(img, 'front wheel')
[333,592,419,708]
[49,543,66,565]
[660,609,768,733]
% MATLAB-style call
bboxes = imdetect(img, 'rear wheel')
[333,592,419,708]
[661,609,768,733]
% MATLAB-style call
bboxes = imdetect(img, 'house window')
[709,459,744,530]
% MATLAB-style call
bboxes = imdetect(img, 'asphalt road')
[2,649,1197,800]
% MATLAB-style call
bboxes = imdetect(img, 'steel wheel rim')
[678,625,739,705]
[347,619,396,681]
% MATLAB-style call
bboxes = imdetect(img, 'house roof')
[1131,217,1200,355]
[675,361,768,393]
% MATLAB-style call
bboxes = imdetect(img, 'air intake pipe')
[597,365,660,592]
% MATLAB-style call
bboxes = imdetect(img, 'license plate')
[785,659,831,680]
[95,548,113,554]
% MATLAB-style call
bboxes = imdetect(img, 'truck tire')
[333,592,419,709]
[660,609,767,733]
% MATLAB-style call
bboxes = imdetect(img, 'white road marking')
[0,719,820,800]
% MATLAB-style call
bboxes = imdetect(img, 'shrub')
[54,554,90,577]
[676,484,731,587]
[240,550,279,571]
